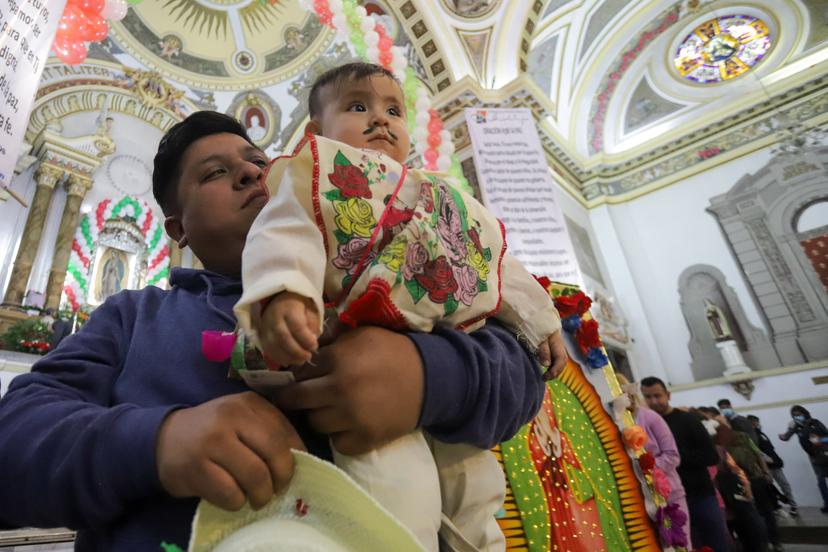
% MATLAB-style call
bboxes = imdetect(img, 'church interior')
[1,0,827,550]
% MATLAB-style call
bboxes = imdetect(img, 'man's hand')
[273,327,424,455]
[258,292,320,366]
[538,329,568,381]
[156,392,305,511]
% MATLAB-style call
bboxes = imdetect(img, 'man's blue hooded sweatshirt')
[0,268,543,550]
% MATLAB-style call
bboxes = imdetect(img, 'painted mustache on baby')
[363,125,397,141]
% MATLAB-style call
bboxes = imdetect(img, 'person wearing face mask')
[716,398,759,445]
[779,405,828,513]
[748,414,797,517]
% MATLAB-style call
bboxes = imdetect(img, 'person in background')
[641,376,731,552]
[779,405,828,513]
[717,398,759,445]
[748,414,797,517]
[617,373,689,544]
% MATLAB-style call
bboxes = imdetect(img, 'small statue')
[704,299,732,341]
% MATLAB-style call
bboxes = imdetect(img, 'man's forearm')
[410,319,544,448]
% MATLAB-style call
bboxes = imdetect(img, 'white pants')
[333,430,506,551]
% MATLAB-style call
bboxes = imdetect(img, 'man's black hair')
[640,376,668,392]
[717,398,732,408]
[308,62,400,120]
[152,111,255,215]
[747,415,759,422]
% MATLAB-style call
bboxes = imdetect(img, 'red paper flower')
[638,452,655,474]
[554,291,592,318]
[533,274,551,290]
[329,164,371,198]
[415,256,458,304]
[575,318,602,354]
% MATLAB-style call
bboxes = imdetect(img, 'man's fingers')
[307,405,352,435]
[211,440,274,510]
[198,460,247,511]
[271,376,335,411]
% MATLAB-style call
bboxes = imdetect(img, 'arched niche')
[708,147,828,365]
[678,264,778,381]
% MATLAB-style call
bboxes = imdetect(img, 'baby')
[235,62,564,550]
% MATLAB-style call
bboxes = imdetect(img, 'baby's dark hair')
[152,111,256,215]
[308,62,400,120]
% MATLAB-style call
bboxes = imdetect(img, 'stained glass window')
[674,15,771,83]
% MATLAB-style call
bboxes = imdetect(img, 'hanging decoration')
[52,0,130,66]
[63,196,169,311]
[306,0,469,191]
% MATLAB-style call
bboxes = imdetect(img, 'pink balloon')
[427,133,441,148]
[424,149,438,163]
[53,36,88,65]
[101,0,128,21]
[83,14,108,41]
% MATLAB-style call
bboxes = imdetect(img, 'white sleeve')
[234,173,326,341]
[495,254,561,349]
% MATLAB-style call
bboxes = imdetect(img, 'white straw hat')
[188,451,425,551]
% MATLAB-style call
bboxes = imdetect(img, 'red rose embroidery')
[554,291,592,318]
[575,318,602,354]
[329,164,371,198]
[415,256,458,304]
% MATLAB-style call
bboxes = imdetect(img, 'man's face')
[641,384,671,415]
[312,74,410,164]
[165,133,268,276]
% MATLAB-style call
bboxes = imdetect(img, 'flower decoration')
[533,274,552,290]
[622,425,648,451]
[638,452,655,474]
[653,468,672,500]
[655,503,689,548]
[551,289,608,369]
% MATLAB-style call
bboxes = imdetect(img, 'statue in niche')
[705,299,732,341]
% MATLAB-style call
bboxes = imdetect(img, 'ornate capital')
[66,174,92,197]
[34,165,64,189]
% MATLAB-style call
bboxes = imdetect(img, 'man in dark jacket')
[779,405,828,513]
[717,398,759,445]
[642,377,730,552]
[0,112,549,550]
[749,414,797,516]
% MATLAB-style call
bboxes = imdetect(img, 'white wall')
[669,363,828,507]
[591,147,777,385]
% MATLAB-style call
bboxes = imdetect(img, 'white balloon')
[366,46,379,62]
[101,0,128,21]
[328,0,343,12]
[439,130,451,143]
[415,97,431,112]
[391,55,406,73]
[437,156,451,172]
[438,141,453,155]
[355,6,367,18]
[415,111,429,126]
[365,30,379,46]
[332,14,348,32]
[412,127,428,141]
[414,140,428,154]
[360,16,374,33]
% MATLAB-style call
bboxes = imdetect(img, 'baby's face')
[314,74,410,164]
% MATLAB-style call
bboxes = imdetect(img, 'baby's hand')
[538,330,568,381]
[259,292,320,367]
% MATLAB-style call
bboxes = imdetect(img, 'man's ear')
[304,119,321,136]
[164,216,188,248]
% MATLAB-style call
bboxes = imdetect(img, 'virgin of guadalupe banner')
[464,108,582,287]
[0,0,66,187]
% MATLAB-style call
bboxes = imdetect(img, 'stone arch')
[707,147,828,365]
[678,264,778,381]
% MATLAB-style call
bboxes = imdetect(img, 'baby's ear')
[304,120,321,136]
